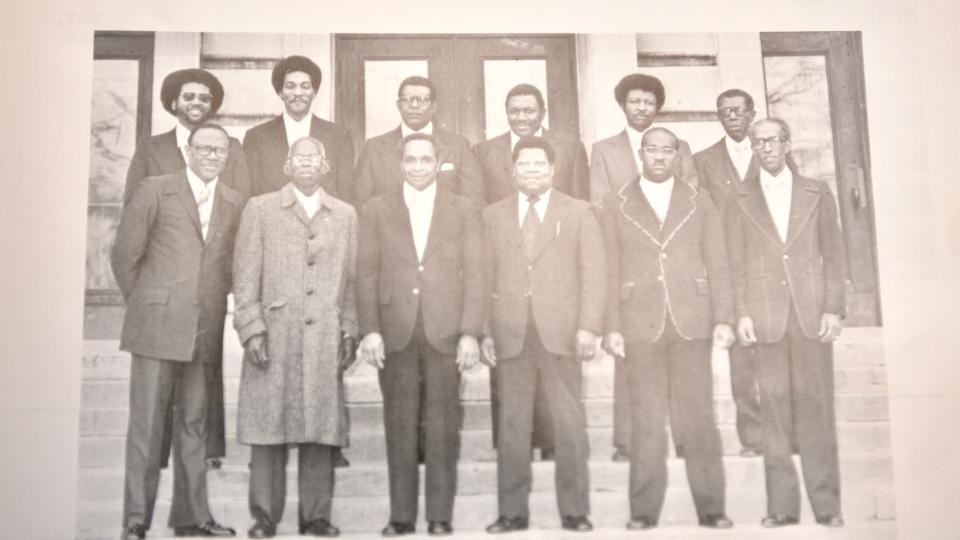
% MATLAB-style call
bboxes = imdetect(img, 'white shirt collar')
[403,180,438,208]
[724,135,752,155]
[283,111,312,144]
[185,166,217,202]
[638,175,674,224]
[510,127,544,151]
[401,121,433,138]
[759,165,793,188]
[292,184,322,219]
[175,122,193,150]
[517,188,552,223]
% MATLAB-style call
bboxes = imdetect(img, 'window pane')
[483,59,548,138]
[89,59,139,205]
[364,60,429,139]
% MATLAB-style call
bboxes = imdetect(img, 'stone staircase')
[76,325,894,539]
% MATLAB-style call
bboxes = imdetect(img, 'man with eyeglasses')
[589,73,700,463]
[113,123,242,540]
[243,56,356,204]
[355,76,483,206]
[693,89,764,459]
[599,127,733,531]
[726,118,846,529]
[233,136,358,538]
[122,68,250,472]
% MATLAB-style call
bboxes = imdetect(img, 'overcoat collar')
[279,181,335,226]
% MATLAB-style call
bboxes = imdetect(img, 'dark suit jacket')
[693,137,758,214]
[472,129,590,204]
[355,126,484,206]
[242,114,356,202]
[356,188,484,355]
[111,170,243,362]
[600,179,733,343]
[482,190,606,359]
[589,129,698,204]
[725,170,846,342]
[124,128,250,204]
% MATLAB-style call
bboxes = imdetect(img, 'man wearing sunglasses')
[122,68,249,474]
[113,123,243,539]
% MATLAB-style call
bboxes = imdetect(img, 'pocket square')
[439,162,456,172]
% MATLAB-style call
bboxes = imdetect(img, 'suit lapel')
[206,182,240,244]
[385,127,404,186]
[658,180,697,248]
[613,130,640,183]
[155,129,185,173]
[736,177,784,248]
[280,183,313,227]
[387,191,419,264]
[529,192,572,262]
[617,180,665,248]
[421,188,448,263]
[783,176,822,249]
[174,170,203,239]
[494,132,513,181]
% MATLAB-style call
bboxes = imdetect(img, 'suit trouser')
[496,320,591,519]
[625,319,725,520]
[489,368,555,451]
[754,307,841,519]
[248,443,335,528]
[122,353,212,529]
[159,360,226,467]
[730,343,764,450]
[378,314,461,523]
[613,356,631,453]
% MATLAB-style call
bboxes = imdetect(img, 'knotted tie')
[522,195,541,259]
[197,185,211,241]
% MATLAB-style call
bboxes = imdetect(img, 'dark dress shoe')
[302,518,340,537]
[427,521,453,536]
[205,457,223,469]
[611,449,630,462]
[761,514,799,528]
[247,520,275,538]
[626,516,657,530]
[816,515,845,527]
[121,524,146,540]
[561,516,593,532]
[381,522,415,536]
[699,514,733,529]
[485,516,529,534]
[739,447,762,458]
[539,448,555,461]
[333,449,350,468]
[173,520,236,537]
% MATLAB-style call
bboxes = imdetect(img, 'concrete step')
[78,419,892,469]
[76,478,895,539]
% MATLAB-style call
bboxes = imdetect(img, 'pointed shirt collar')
[401,121,434,138]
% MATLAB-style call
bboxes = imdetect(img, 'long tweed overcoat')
[232,183,359,446]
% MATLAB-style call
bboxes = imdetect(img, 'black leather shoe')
[334,449,350,468]
[699,514,733,529]
[816,515,845,527]
[626,516,657,530]
[485,516,529,534]
[427,521,453,536]
[173,520,236,537]
[540,448,555,461]
[611,449,630,462]
[561,516,593,532]
[761,514,799,528]
[247,520,275,538]
[302,518,340,537]
[381,522,415,536]
[205,457,223,469]
[121,524,146,540]
[739,447,762,457]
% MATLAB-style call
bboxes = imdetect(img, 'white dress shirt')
[283,112,313,148]
[403,181,437,261]
[724,135,754,181]
[401,121,434,137]
[638,175,674,225]
[175,122,192,162]
[186,167,217,241]
[760,166,794,243]
[517,188,552,224]
[292,185,322,220]
[510,127,544,151]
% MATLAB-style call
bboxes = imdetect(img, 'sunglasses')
[181,92,213,104]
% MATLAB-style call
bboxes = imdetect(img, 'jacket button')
[782,254,789,260]
[307,259,315,266]
[308,233,317,240]
[418,265,424,272]
[412,288,420,295]
[306,289,315,296]
[305,318,315,325]
[657,275,664,281]
[527,265,533,271]
[781,280,787,286]
[661,252,667,259]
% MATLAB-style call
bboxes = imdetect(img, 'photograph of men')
[356,133,483,536]
[355,76,483,206]
[232,136,358,538]
[726,118,846,528]
[242,55,356,204]
[112,122,242,540]
[693,89,764,457]
[481,136,605,534]
[589,73,698,461]
[600,127,733,531]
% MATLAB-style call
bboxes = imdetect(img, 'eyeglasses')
[290,153,323,163]
[398,96,432,107]
[192,145,228,158]
[181,92,212,104]
[719,106,752,117]
[640,145,677,157]
[751,136,785,149]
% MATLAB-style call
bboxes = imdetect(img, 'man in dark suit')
[356,133,484,537]
[600,128,733,531]
[473,83,591,460]
[123,68,249,469]
[726,118,846,528]
[112,123,241,540]
[481,136,605,534]
[693,89,764,457]
[242,55,356,203]
[589,73,699,461]
[355,76,483,206]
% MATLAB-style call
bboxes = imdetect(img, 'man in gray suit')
[726,118,846,528]
[112,123,241,540]
[694,89,764,457]
[481,136,605,534]
[357,133,484,537]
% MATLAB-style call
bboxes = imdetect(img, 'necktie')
[522,195,541,259]
[197,185,211,241]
